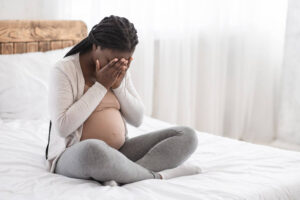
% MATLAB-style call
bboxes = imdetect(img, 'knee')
[79,139,110,165]
[176,126,199,152]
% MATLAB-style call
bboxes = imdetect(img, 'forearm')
[53,82,107,137]
[49,67,108,138]
[112,71,145,127]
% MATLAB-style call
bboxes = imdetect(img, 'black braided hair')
[64,15,138,57]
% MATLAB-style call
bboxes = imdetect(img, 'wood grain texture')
[50,41,62,50]
[1,43,13,54]
[14,43,26,53]
[38,41,50,52]
[0,20,87,54]
[27,42,38,52]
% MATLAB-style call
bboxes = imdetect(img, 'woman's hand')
[111,57,133,89]
[95,58,122,90]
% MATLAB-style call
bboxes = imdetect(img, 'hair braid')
[64,15,138,57]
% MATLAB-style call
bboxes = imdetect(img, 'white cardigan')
[46,52,145,173]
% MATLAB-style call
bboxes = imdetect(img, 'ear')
[96,59,101,71]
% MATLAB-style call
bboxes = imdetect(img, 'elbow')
[121,102,145,127]
[124,113,144,127]
[56,126,69,138]
[52,122,66,138]
[132,105,145,127]
[52,117,71,138]
[133,113,144,127]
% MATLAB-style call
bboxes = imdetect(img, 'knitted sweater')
[46,52,145,173]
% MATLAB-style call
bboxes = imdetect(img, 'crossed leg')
[54,126,198,185]
[119,126,198,172]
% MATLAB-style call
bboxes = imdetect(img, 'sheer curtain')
[38,0,288,144]
[275,0,300,149]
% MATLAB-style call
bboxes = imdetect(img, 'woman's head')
[64,15,138,67]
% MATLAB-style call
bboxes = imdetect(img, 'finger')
[112,69,120,78]
[116,70,123,78]
[106,58,119,68]
[114,58,126,70]
[122,66,127,71]
[123,60,128,67]
[119,68,126,77]
[128,57,133,64]
[114,65,125,78]
[119,59,127,70]
[121,59,128,70]
[127,57,133,68]
[123,60,129,70]
[112,61,125,77]
[115,66,125,77]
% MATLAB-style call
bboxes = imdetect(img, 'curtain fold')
[276,0,300,147]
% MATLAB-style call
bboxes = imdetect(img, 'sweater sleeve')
[48,66,107,138]
[112,70,145,127]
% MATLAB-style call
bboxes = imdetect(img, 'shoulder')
[52,53,79,78]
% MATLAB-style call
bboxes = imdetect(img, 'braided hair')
[64,15,138,57]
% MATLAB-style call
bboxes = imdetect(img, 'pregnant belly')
[80,108,126,150]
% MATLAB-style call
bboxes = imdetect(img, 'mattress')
[0,115,300,200]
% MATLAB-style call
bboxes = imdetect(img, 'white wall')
[0,0,45,20]
[0,0,96,31]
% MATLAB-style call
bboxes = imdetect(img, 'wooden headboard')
[0,20,87,54]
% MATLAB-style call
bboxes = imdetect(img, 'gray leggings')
[54,126,198,185]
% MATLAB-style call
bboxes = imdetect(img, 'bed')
[0,20,300,200]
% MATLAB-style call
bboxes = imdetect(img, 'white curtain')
[275,0,300,148]
[1,0,288,144]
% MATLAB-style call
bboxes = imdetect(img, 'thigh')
[118,126,183,162]
[54,139,110,179]
[55,138,159,183]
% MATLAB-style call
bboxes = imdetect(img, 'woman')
[46,15,201,186]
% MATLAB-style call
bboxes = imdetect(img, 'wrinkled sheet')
[0,116,300,200]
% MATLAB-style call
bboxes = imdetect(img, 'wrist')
[111,83,121,89]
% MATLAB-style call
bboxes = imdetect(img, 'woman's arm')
[112,70,145,127]
[48,65,107,138]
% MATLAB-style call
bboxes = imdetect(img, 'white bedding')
[0,115,300,200]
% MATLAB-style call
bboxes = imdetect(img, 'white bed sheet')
[0,115,300,200]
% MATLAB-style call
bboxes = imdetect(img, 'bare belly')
[80,108,126,150]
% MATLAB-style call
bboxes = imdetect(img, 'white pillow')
[0,46,73,120]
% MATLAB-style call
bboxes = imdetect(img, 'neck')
[79,51,96,81]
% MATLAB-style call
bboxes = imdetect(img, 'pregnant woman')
[46,15,201,186]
